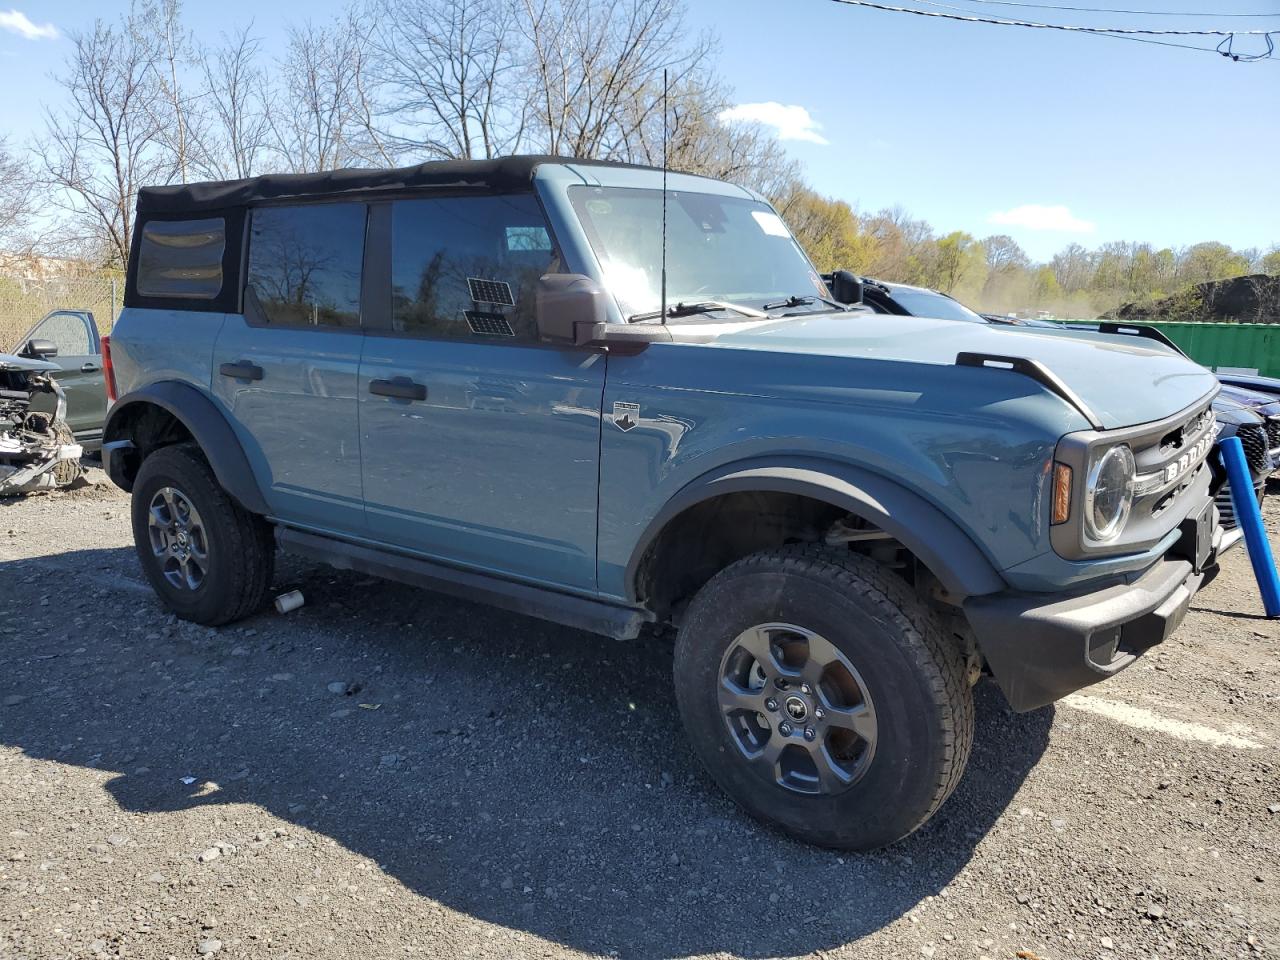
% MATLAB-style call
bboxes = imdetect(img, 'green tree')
[930,231,983,295]
[775,186,877,274]
[1178,241,1250,284]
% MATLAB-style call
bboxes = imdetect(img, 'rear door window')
[389,195,556,342]
[136,218,226,299]
[247,204,367,329]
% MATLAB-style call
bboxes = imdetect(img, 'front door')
[15,310,105,442]
[211,201,369,535]
[359,193,605,591]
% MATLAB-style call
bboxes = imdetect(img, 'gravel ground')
[1,469,1277,960]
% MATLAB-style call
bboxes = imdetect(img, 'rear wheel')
[130,444,274,625]
[673,544,973,850]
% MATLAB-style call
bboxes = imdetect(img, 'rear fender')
[102,380,269,515]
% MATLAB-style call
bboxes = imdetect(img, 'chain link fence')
[0,274,121,352]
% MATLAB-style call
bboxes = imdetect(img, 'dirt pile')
[1108,273,1280,324]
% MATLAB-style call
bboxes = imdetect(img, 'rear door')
[14,310,105,442]
[210,202,369,535]
[358,193,605,591]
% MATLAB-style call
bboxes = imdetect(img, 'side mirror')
[828,270,864,305]
[22,338,58,360]
[535,274,610,346]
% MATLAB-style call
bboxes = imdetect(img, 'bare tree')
[622,71,799,195]
[981,234,1029,275]
[367,0,523,160]
[199,25,274,179]
[518,0,713,159]
[133,0,202,184]
[0,138,36,254]
[38,18,170,268]
[272,14,384,172]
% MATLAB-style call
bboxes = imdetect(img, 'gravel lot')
[1,469,1277,960]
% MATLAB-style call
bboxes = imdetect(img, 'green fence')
[1061,320,1280,379]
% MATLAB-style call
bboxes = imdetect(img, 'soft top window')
[135,218,226,300]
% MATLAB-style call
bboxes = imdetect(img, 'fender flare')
[103,381,270,516]
[625,456,1007,601]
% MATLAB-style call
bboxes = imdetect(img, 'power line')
[910,0,1280,57]
[826,0,1280,60]
[827,0,1278,34]
[919,0,1280,17]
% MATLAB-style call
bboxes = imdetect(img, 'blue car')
[102,157,1224,849]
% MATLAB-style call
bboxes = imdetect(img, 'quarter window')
[247,204,366,329]
[390,195,556,341]
[136,218,226,299]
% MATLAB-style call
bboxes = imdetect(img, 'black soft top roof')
[136,155,654,215]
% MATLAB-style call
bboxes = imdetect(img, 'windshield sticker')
[467,277,515,306]
[611,401,640,432]
[751,211,790,238]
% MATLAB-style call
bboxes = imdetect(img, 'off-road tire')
[131,443,274,626]
[673,544,974,850]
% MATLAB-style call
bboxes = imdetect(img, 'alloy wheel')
[717,622,877,795]
[146,486,209,591]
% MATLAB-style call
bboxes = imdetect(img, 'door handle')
[369,377,427,401]
[219,361,264,381]
[80,362,101,373]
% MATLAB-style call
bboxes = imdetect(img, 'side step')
[275,526,654,641]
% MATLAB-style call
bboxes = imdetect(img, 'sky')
[2,0,1278,262]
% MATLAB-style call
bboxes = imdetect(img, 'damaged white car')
[0,345,84,495]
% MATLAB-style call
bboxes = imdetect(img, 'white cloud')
[717,102,828,145]
[987,204,1096,233]
[0,9,58,40]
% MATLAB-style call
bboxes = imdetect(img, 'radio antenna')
[660,68,669,326]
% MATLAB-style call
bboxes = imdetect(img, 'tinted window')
[887,287,985,323]
[391,195,555,341]
[247,204,366,328]
[136,218,225,299]
[28,313,92,355]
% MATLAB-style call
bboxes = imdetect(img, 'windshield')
[568,185,830,320]
[887,286,986,324]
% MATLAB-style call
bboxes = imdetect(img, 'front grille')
[1268,416,1280,452]
[1216,488,1237,530]
[1237,423,1270,475]
[1216,481,1263,531]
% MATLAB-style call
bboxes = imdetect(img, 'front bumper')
[964,517,1221,712]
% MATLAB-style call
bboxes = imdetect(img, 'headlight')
[1085,444,1135,541]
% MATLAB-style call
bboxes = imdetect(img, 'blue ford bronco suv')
[103,156,1222,849]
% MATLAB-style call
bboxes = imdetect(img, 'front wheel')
[673,545,974,850]
[130,443,274,626]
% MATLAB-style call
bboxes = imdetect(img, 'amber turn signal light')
[1052,462,1072,525]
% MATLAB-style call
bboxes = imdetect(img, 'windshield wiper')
[626,300,769,323]
[761,294,849,312]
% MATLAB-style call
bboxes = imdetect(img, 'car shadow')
[1,546,1054,959]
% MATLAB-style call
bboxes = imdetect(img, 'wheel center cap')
[784,696,808,722]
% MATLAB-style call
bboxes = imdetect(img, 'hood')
[0,351,59,373]
[1213,393,1264,426]
[1217,382,1280,412]
[703,311,1218,430]
[1217,372,1280,397]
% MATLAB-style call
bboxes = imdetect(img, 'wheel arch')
[102,380,270,516]
[626,457,1006,615]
